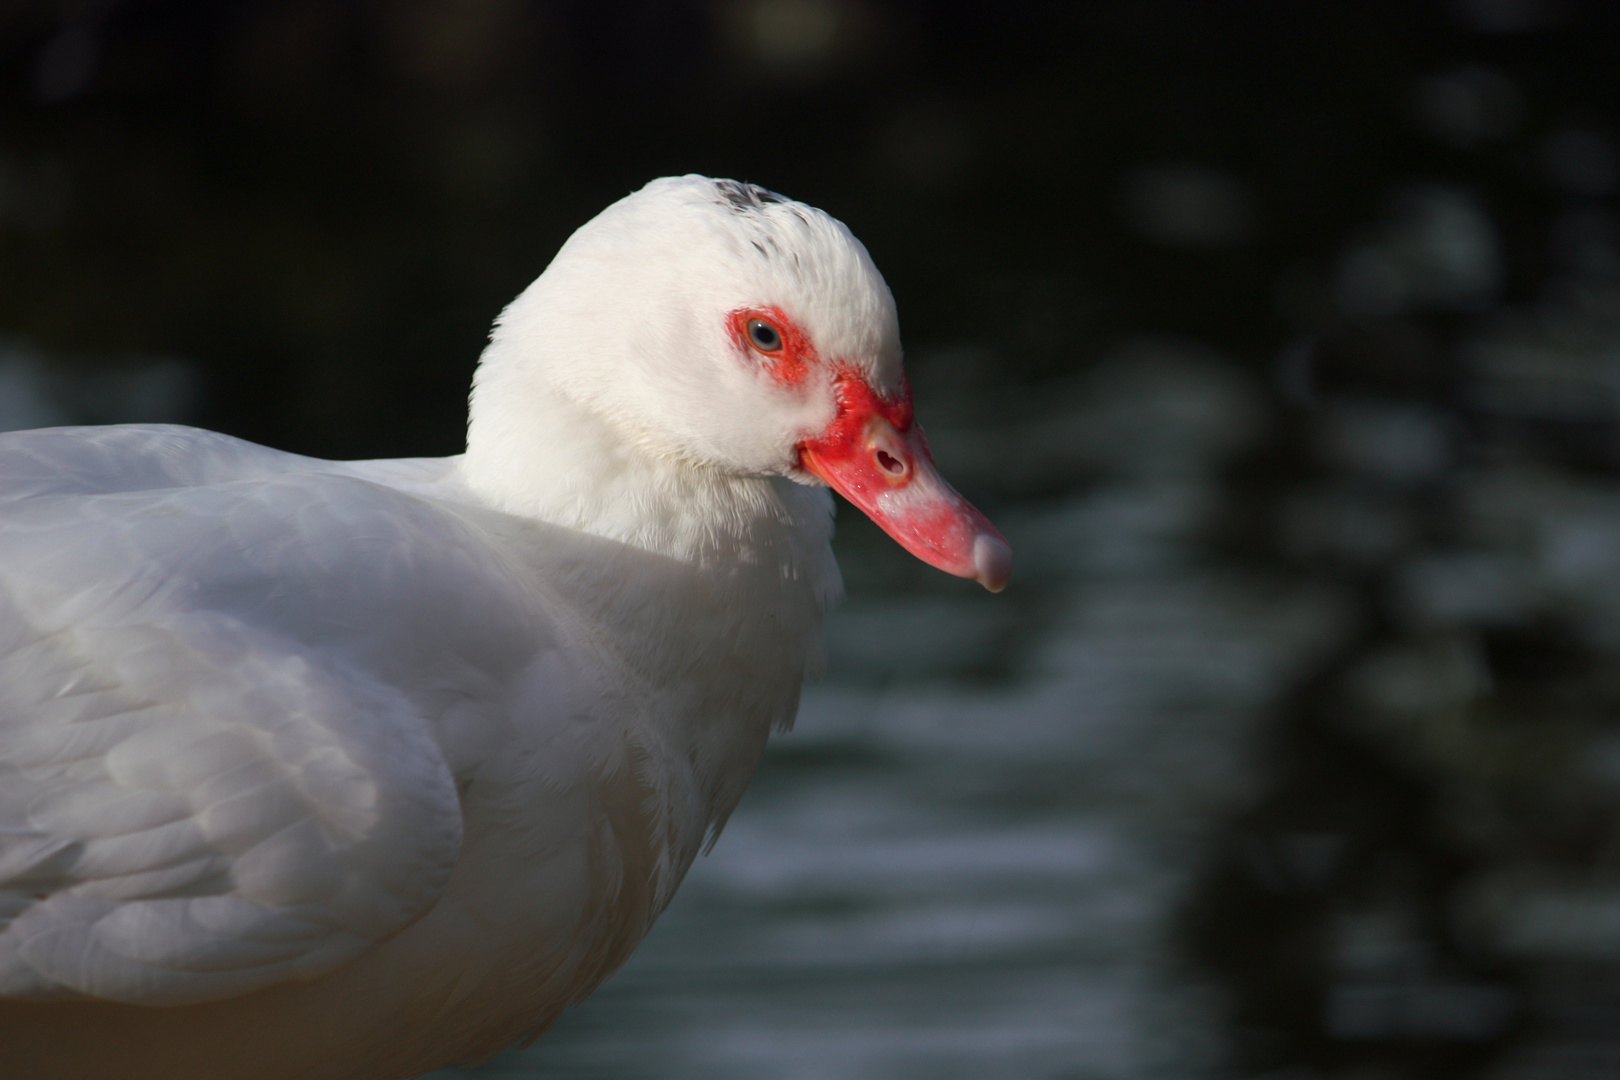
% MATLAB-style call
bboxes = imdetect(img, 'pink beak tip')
[972,533,1012,593]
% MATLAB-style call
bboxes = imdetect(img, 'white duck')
[0,175,1009,1080]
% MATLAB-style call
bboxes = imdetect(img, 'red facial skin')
[727,306,811,387]
[731,308,1011,592]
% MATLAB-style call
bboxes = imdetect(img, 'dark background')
[5,2,1620,1078]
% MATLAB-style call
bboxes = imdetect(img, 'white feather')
[0,176,888,1079]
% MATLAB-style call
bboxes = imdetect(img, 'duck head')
[467,175,1010,592]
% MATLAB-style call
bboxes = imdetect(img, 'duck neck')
[461,368,834,581]
[461,364,843,884]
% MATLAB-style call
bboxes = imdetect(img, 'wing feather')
[0,428,477,1006]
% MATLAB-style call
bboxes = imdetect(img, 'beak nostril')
[875,448,906,477]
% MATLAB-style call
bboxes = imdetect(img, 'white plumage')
[0,176,1006,1079]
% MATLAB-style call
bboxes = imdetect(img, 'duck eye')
[746,319,783,353]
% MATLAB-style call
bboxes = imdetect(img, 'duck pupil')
[749,320,781,351]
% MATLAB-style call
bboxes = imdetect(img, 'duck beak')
[797,374,1011,592]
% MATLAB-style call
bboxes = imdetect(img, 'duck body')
[0,177,1005,1079]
